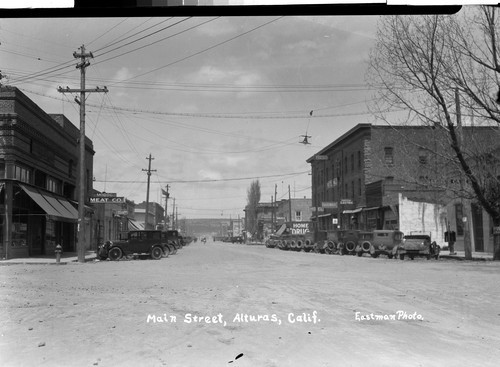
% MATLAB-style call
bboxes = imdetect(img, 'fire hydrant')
[55,244,63,264]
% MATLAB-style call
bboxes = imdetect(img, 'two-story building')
[307,123,500,252]
[0,86,95,258]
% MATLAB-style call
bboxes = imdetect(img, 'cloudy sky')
[1,11,391,219]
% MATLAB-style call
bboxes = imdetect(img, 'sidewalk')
[439,250,494,261]
[0,251,97,265]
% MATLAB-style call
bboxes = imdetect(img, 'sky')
[0,10,395,220]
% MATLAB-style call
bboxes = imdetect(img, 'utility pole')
[172,198,176,230]
[163,185,170,229]
[456,88,472,260]
[142,154,156,230]
[288,185,292,222]
[58,45,108,263]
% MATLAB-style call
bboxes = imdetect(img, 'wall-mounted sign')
[493,226,500,234]
[322,202,338,209]
[311,206,324,212]
[314,155,328,160]
[340,199,353,205]
[89,196,125,204]
[94,192,117,198]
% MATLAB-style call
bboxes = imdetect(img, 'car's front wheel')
[151,246,163,260]
[108,247,122,261]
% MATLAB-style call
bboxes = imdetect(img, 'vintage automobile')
[395,233,440,260]
[231,236,244,244]
[337,230,374,256]
[368,230,404,258]
[97,230,168,261]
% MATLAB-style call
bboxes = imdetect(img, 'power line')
[94,170,310,184]
[108,16,284,86]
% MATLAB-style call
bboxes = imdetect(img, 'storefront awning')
[311,213,332,220]
[128,219,144,230]
[20,184,78,222]
[343,208,363,214]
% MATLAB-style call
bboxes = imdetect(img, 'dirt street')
[1,241,500,367]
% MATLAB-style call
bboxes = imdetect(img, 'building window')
[14,165,32,184]
[418,148,428,164]
[352,180,355,198]
[68,160,74,178]
[351,153,354,171]
[295,211,302,221]
[359,178,362,196]
[384,147,394,165]
[358,151,362,170]
[344,157,348,173]
[46,177,60,194]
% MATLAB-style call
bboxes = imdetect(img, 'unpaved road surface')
[1,241,500,367]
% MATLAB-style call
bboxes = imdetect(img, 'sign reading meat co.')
[288,222,311,234]
[89,196,125,204]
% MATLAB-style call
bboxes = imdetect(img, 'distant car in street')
[97,230,168,261]
[395,233,440,260]
[231,236,244,244]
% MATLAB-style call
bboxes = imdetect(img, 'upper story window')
[358,151,362,169]
[351,154,354,171]
[14,165,32,184]
[46,177,61,194]
[384,147,394,165]
[418,148,428,164]
[295,211,302,221]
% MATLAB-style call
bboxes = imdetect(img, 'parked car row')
[265,230,441,260]
[96,229,189,261]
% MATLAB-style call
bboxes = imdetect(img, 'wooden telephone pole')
[58,45,108,263]
[142,154,156,230]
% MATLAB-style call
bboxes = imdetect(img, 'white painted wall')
[398,193,447,247]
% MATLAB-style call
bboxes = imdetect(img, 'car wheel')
[357,251,363,257]
[108,247,122,261]
[388,254,393,259]
[410,255,415,260]
[399,253,405,260]
[151,246,163,260]
[426,254,431,260]
[371,252,379,258]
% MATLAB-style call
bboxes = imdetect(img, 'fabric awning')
[20,184,78,222]
[128,219,144,230]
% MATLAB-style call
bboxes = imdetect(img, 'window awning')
[20,184,78,222]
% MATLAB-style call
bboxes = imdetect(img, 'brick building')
[134,201,164,230]
[0,86,94,258]
[307,123,500,252]
[276,197,312,224]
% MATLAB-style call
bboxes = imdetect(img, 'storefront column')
[4,181,13,259]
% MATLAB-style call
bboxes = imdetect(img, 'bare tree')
[367,6,500,259]
[246,180,261,239]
